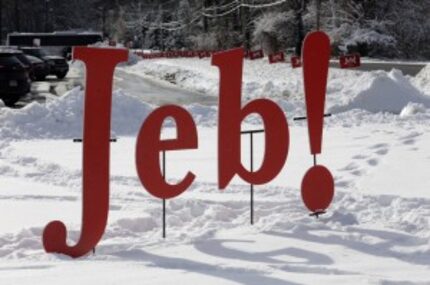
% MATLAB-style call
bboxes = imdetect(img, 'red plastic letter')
[212,48,289,189]
[43,47,128,258]
[136,105,198,199]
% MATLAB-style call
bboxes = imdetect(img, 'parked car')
[24,54,50,81]
[0,50,31,106]
[19,47,69,79]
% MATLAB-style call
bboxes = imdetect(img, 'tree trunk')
[240,1,250,49]
[0,0,3,44]
[14,0,20,32]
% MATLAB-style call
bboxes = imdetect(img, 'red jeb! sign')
[249,49,264,60]
[268,52,285,64]
[291,56,302,68]
[339,53,361,68]
[42,31,334,259]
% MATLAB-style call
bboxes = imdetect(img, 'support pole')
[240,129,265,225]
[162,150,166,239]
[250,132,254,225]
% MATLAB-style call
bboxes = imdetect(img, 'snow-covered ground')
[0,57,430,284]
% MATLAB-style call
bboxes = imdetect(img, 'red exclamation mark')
[301,31,334,215]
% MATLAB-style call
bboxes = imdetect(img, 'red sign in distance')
[249,49,264,60]
[301,31,335,213]
[291,56,302,68]
[198,51,211,58]
[42,47,128,258]
[339,53,361,68]
[212,48,289,189]
[268,52,285,64]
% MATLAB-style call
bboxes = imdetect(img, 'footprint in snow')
[352,154,368,160]
[375,148,389,156]
[367,159,379,166]
[338,162,359,171]
[402,139,416,145]
[369,143,389,150]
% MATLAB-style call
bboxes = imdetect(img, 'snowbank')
[413,63,430,96]
[127,58,303,100]
[0,87,153,139]
[330,69,430,114]
[129,58,430,115]
[0,87,220,140]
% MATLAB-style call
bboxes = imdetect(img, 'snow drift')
[0,88,153,139]
[0,87,220,140]
[129,58,430,116]
[330,69,430,114]
[413,64,430,96]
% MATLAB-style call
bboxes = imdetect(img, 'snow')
[413,64,430,96]
[330,69,430,114]
[127,58,430,115]
[0,57,430,284]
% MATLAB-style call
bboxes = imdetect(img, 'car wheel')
[56,72,67,79]
[2,95,21,107]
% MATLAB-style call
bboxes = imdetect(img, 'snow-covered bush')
[188,32,219,50]
[329,23,397,57]
[252,11,296,54]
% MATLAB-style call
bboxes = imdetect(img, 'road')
[114,69,217,105]
[13,67,216,108]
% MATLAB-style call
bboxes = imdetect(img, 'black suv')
[19,47,69,79]
[0,50,31,106]
[24,54,50,81]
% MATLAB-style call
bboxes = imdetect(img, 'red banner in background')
[291,56,302,68]
[339,53,361,68]
[268,52,285,64]
[198,51,211,58]
[249,49,264,60]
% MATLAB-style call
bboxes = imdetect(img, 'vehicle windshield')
[15,53,31,66]
[25,55,43,64]
[22,48,48,58]
[0,55,23,67]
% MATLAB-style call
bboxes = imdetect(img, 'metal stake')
[250,132,254,225]
[162,150,166,239]
[240,129,265,225]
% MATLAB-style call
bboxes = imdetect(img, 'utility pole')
[0,0,3,44]
[158,4,164,51]
[203,0,209,33]
[14,0,20,32]
[102,7,107,37]
[44,0,50,32]
[240,0,250,49]
[295,0,306,56]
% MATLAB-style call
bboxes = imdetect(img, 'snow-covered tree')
[253,11,296,54]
